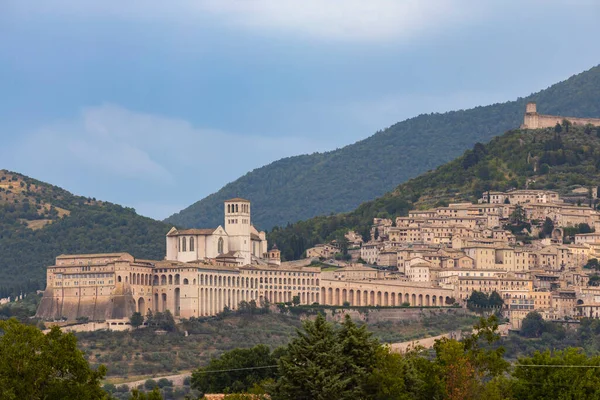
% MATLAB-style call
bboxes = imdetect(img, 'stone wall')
[522,103,600,129]
[320,306,469,323]
[36,286,136,321]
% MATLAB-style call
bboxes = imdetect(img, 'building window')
[189,237,195,252]
[181,237,187,252]
[218,237,224,254]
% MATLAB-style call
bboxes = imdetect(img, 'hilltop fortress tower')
[521,102,600,129]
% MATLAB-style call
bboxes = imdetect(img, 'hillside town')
[307,189,600,329]
[33,189,600,332]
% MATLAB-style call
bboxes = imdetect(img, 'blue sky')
[1,0,599,220]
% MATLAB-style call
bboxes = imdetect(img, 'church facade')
[165,198,269,266]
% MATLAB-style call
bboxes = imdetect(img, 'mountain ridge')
[166,64,600,230]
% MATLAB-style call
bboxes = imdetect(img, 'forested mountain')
[268,123,600,261]
[166,65,600,230]
[0,170,171,297]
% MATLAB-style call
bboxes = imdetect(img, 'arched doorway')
[138,297,146,314]
[174,288,181,317]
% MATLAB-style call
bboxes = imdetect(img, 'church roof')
[167,228,216,236]
[225,197,250,203]
[216,251,243,259]
[56,253,131,259]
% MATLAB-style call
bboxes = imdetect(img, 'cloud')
[9,0,487,42]
[197,0,485,42]
[4,104,323,218]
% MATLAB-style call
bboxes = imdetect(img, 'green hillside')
[166,65,600,230]
[0,170,171,297]
[268,123,600,261]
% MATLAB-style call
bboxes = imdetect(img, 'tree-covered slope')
[166,65,600,230]
[0,170,171,297]
[268,123,600,261]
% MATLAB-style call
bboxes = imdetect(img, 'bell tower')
[224,198,252,264]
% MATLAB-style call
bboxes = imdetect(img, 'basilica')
[35,197,453,322]
[165,198,269,266]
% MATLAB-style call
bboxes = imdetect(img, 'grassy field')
[76,310,479,379]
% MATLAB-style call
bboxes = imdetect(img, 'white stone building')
[166,198,268,265]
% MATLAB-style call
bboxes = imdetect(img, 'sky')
[1,0,599,220]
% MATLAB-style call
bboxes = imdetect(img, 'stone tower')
[268,244,281,266]
[224,198,252,264]
[522,102,539,129]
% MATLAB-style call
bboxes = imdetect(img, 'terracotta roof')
[216,251,242,259]
[56,253,131,259]
[225,198,250,202]
[167,228,216,236]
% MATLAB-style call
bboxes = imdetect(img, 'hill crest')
[166,64,600,231]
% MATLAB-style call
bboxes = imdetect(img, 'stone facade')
[521,102,600,130]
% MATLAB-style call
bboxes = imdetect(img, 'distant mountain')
[268,123,600,261]
[0,170,171,297]
[165,65,600,231]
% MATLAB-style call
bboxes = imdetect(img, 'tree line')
[4,313,600,399]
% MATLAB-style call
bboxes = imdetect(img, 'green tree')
[129,388,163,400]
[433,315,509,400]
[130,311,144,329]
[467,290,489,309]
[579,223,593,234]
[509,205,526,226]
[511,348,600,399]
[273,314,367,400]
[292,295,300,306]
[520,311,545,338]
[541,217,554,238]
[488,291,504,308]
[0,318,108,400]
[192,345,281,394]
[585,258,600,270]
[364,347,423,400]
[337,315,380,398]
[555,122,563,133]
[589,274,600,286]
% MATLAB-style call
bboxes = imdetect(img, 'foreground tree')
[0,318,108,400]
[191,344,282,394]
[425,315,509,400]
[272,314,380,400]
[129,388,163,400]
[511,348,600,399]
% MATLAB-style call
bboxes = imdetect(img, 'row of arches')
[321,287,452,307]
[153,274,192,286]
[263,291,318,304]
[200,274,259,289]
[199,288,258,316]
[259,277,319,286]
[227,203,248,213]
[120,272,269,289]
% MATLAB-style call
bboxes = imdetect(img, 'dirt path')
[389,324,510,353]
[118,372,192,389]
[389,331,463,352]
